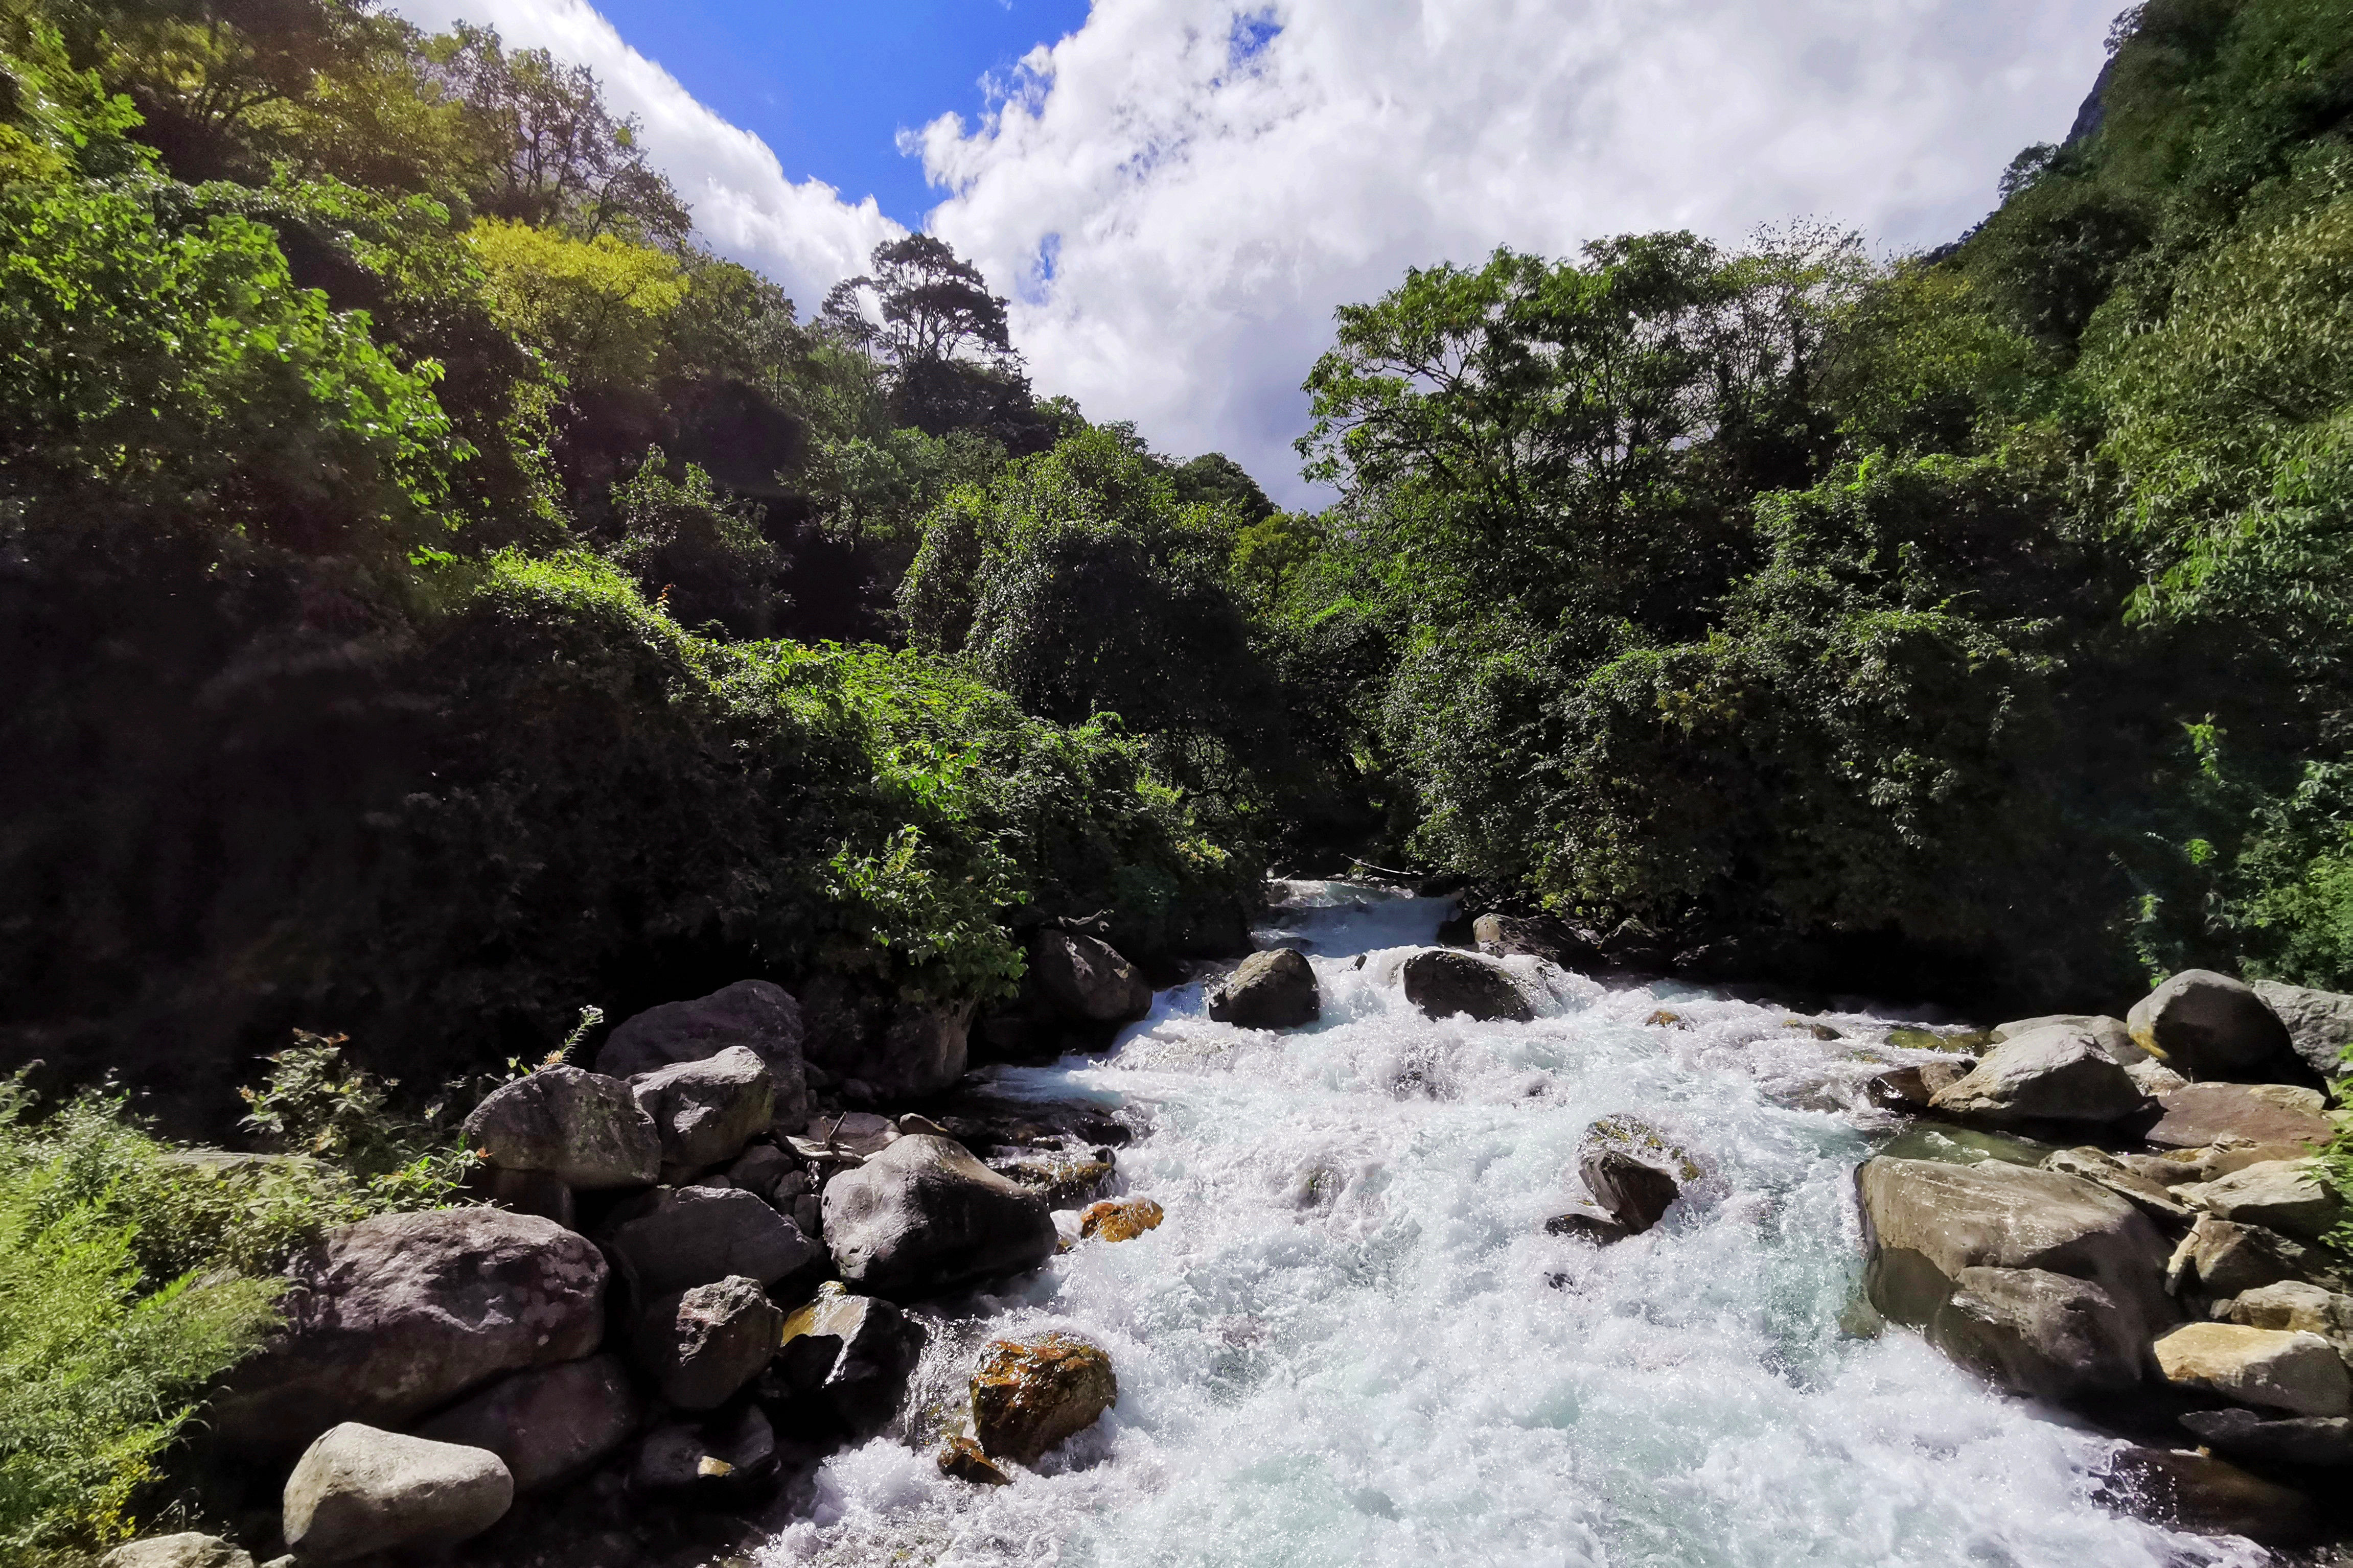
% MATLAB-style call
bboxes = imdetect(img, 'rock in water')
[1925,1026,2148,1128]
[1079,1198,1165,1242]
[1207,949,1320,1029]
[1575,1116,1701,1233]
[767,1281,926,1438]
[212,1209,607,1456]
[2144,1081,2331,1150]
[630,1046,775,1173]
[2154,1322,2353,1415]
[99,1537,253,1568]
[1926,1266,2144,1402]
[971,1332,1118,1465]
[2126,970,2295,1080]
[1399,950,1533,1023]
[2099,1445,2322,1549]
[820,1134,1058,1300]
[937,1435,1011,1485]
[461,1066,660,1190]
[281,1424,513,1562]
[597,979,812,1127]
[2176,1159,2343,1241]
[417,1353,639,1493]
[2179,1407,2353,1467]
[632,1276,783,1410]
[1032,930,1154,1025]
[631,1405,776,1496]
[1472,912,1603,970]
[2251,978,2353,1081]
[1866,1059,1969,1112]
[600,1184,817,1296]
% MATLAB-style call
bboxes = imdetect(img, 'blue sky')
[580,0,1090,228]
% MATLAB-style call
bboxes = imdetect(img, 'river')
[763,880,2263,1568]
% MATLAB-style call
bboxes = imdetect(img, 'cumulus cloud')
[916,0,2121,500]
[385,0,899,309]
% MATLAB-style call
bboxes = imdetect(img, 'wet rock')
[971,1332,1119,1465]
[417,1353,639,1493]
[2251,978,2353,1082]
[1883,1026,1991,1054]
[1575,1116,1701,1234]
[1855,1157,2173,1337]
[1926,1266,2146,1402]
[988,1147,1116,1208]
[2127,970,2295,1080]
[1925,1025,2148,1128]
[100,1536,253,1568]
[2153,1322,2352,1414]
[937,1435,1011,1485]
[1877,1123,2056,1169]
[1400,950,1533,1023]
[1992,1014,2146,1064]
[1644,1009,1690,1030]
[631,1405,775,1497]
[1472,913,1603,971]
[2217,1279,2353,1339]
[2179,1406,2353,1467]
[766,1281,925,1438]
[821,1133,1058,1300]
[461,1067,659,1191]
[630,1046,775,1173]
[1079,1198,1165,1242]
[1207,949,1320,1030]
[600,1184,818,1297]
[2040,1147,2193,1226]
[1543,1206,1634,1244]
[597,979,811,1127]
[1032,930,1153,1025]
[2169,1213,2353,1299]
[2178,1158,2342,1241]
[1866,1059,1970,1112]
[281,1423,513,1562]
[212,1209,607,1456]
[2146,1081,2331,1151]
[632,1275,783,1410]
[2099,1445,2323,1548]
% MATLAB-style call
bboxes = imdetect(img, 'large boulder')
[1991,1014,2145,1063]
[460,1067,659,1191]
[1576,1116,1700,1234]
[630,1046,775,1174]
[820,1134,1058,1300]
[1854,1157,2173,1337]
[1399,950,1533,1023]
[281,1424,512,1562]
[1473,912,1604,971]
[970,1332,1118,1465]
[1926,1266,2146,1403]
[416,1353,639,1493]
[2251,978,2353,1081]
[212,1210,607,1455]
[2127,970,2296,1080]
[2145,1081,2331,1151]
[632,1275,783,1410]
[2153,1323,2353,1415]
[2180,1406,2353,1467]
[1925,1026,2148,1128]
[99,1537,252,1568]
[1032,930,1153,1025]
[600,1185,818,1297]
[2169,1213,2353,1299]
[1206,949,1320,1030]
[767,1281,926,1439]
[2100,1445,2323,1549]
[597,980,811,1127]
[2178,1159,2343,1241]
[2219,1279,2353,1339]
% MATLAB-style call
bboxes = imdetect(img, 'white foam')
[762,882,2265,1568]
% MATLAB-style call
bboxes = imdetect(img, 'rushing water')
[763,882,2264,1568]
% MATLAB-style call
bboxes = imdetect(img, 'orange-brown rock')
[1078,1198,1165,1243]
[970,1332,1118,1465]
[936,1436,1010,1485]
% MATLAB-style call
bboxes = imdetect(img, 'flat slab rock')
[2144,1082,2330,1151]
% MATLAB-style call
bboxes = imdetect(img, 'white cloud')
[384,0,899,310]
[916,0,2121,501]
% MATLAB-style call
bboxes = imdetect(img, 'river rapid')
[762,881,2266,1568]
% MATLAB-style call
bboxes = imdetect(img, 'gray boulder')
[2146,1081,2332,1151]
[1400,950,1533,1023]
[2127,969,2295,1080]
[2180,1406,2353,1467]
[281,1424,513,1563]
[1855,1157,2174,1338]
[416,1353,639,1493]
[766,1280,926,1438]
[212,1209,607,1456]
[100,1536,253,1568]
[2178,1158,2343,1241]
[600,1184,818,1297]
[597,979,811,1128]
[1032,930,1153,1025]
[821,1133,1057,1300]
[1926,1266,2146,1402]
[1207,949,1320,1030]
[632,1275,782,1410]
[461,1066,659,1191]
[630,1046,775,1173]
[2252,978,2353,1081]
[1926,1026,2148,1128]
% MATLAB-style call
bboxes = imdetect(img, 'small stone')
[1644,1009,1689,1030]
[1993,1014,2146,1063]
[2153,1322,2353,1415]
[631,1406,775,1496]
[971,1332,1118,1465]
[1207,949,1321,1030]
[1078,1198,1165,1242]
[2126,1058,2190,1096]
[938,1435,1011,1485]
[2171,1213,2350,1299]
[1575,1115,1701,1234]
[1542,1208,1634,1244]
[281,1423,513,1562]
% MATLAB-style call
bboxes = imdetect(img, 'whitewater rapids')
[762,881,2263,1568]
